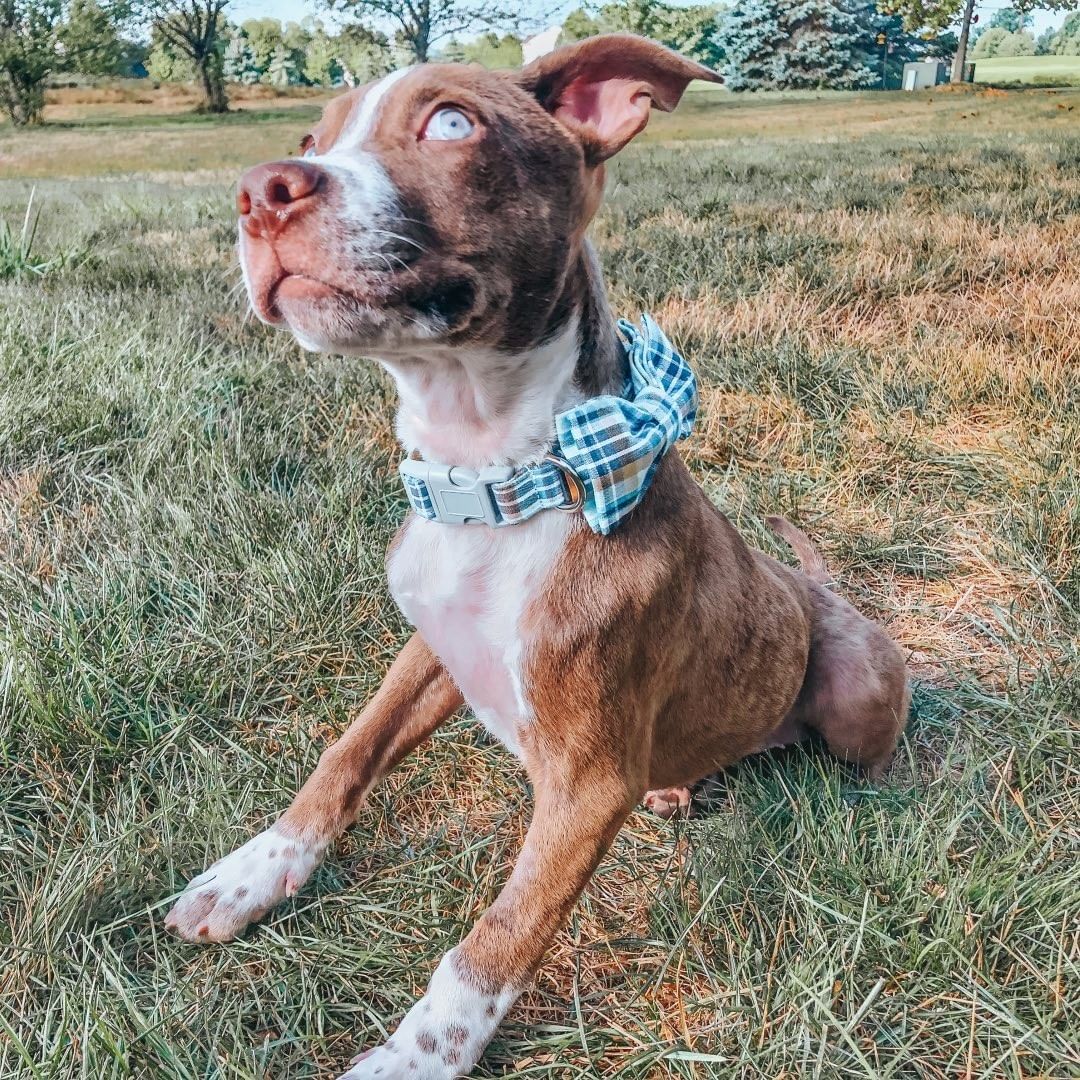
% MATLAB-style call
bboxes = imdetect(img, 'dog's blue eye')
[423,107,474,142]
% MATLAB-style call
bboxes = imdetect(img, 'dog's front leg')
[165,633,462,942]
[342,762,639,1079]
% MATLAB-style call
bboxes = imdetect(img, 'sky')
[227,1,1069,41]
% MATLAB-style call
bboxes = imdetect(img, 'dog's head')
[237,35,719,356]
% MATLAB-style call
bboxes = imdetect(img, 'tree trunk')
[413,28,429,63]
[951,0,976,83]
[197,55,228,113]
[1,73,45,126]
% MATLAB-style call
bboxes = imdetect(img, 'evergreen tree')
[223,31,258,83]
[781,0,874,88]
[303,26,340,84]
[720,0,785,89]
[266,40,296,85]
[721,0,877,90]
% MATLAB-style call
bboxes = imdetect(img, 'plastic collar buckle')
[398,458,515,527]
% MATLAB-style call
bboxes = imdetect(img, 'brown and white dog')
[165,35,909,1079]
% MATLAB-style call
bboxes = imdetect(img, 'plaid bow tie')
[399,315,697,535]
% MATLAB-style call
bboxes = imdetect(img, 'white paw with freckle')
[164,827,321,943]
[339,949,516,1080]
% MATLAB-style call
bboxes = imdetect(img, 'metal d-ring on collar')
[543,452,585,513]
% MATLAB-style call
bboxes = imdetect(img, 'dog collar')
[398,315,697,535]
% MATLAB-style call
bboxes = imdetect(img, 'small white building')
[902,61,949,90]
[523,26,563,64]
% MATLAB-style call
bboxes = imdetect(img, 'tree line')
[2,0,1078,126]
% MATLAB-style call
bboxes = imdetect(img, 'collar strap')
[398,314,697,535]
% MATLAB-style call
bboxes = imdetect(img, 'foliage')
[146,14,196,79]
[144,0,229,112]
[265,40,296,85]
[972,26,1035,58]
[222,30,257,82]
[561,2,726,68]
[325,0,514,62]
[334,22,393,83]
[1045,11,1080,54]
[58,0,129,73]
[447,29,521,66]
[987,5,1030,32]
[720,0,878,90]
[0,0,130,124]
[301,25,341,84]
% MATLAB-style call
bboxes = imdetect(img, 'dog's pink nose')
[237,161,322,237]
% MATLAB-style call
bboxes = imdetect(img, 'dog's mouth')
[245,244,480,350]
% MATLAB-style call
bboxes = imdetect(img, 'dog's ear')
[518,33,721,164]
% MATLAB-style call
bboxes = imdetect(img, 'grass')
[0,190,82,281]
[1,86,1078,1079]
[974,55,1080,87]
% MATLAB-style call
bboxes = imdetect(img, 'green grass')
[974,54,1080,87]
[1,89,1078,1079]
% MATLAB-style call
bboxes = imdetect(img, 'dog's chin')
[269,275,478,357]
[255,277,430,355]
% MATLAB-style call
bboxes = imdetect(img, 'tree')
[145,0,229,111]
[997,29,1034,54]
[883,0,1080,83]
[1047,11,1080,53]
[560,2,726,68]
[720,0,876,90]
[456,29,521,66]
[324,0,512,62]
[972,25,1033,57]
[970,23,1006,56]
[335,22,393,82]
[223,29,258,82]
[0,0,129,125]
[266,40,296,84]
[59,0,128,72]
[719,0,780,88]
[987,5,1029,32]
[302,24,341,84]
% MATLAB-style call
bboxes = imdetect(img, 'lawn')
[974,54,1080,87]
[1,85,1078,1079]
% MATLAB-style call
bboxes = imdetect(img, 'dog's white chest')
[388,513,572,756]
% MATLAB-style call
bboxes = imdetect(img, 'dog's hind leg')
[643,785,692,818]
[767,517,908,777]
[788,583,909,778]
[164,633,462,943]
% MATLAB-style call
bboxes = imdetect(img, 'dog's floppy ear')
[518,33,721,164]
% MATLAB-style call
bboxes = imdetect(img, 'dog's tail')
[766,516,832,586]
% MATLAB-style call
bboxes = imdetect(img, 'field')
[1,85,1078,1079]
[974,54,1080,87]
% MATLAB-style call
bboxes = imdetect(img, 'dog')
[164,34,909,1078]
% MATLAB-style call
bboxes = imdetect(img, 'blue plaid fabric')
[401,314,697,535]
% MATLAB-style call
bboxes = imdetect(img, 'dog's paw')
[164,827,321,943]
[339,1027,473,1080]
[643,786,692,819]
[339,949,516,1079]
[338,1040,434,1079]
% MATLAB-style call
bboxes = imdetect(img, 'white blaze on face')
[306,69,414,219]
[331,66,415,153]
